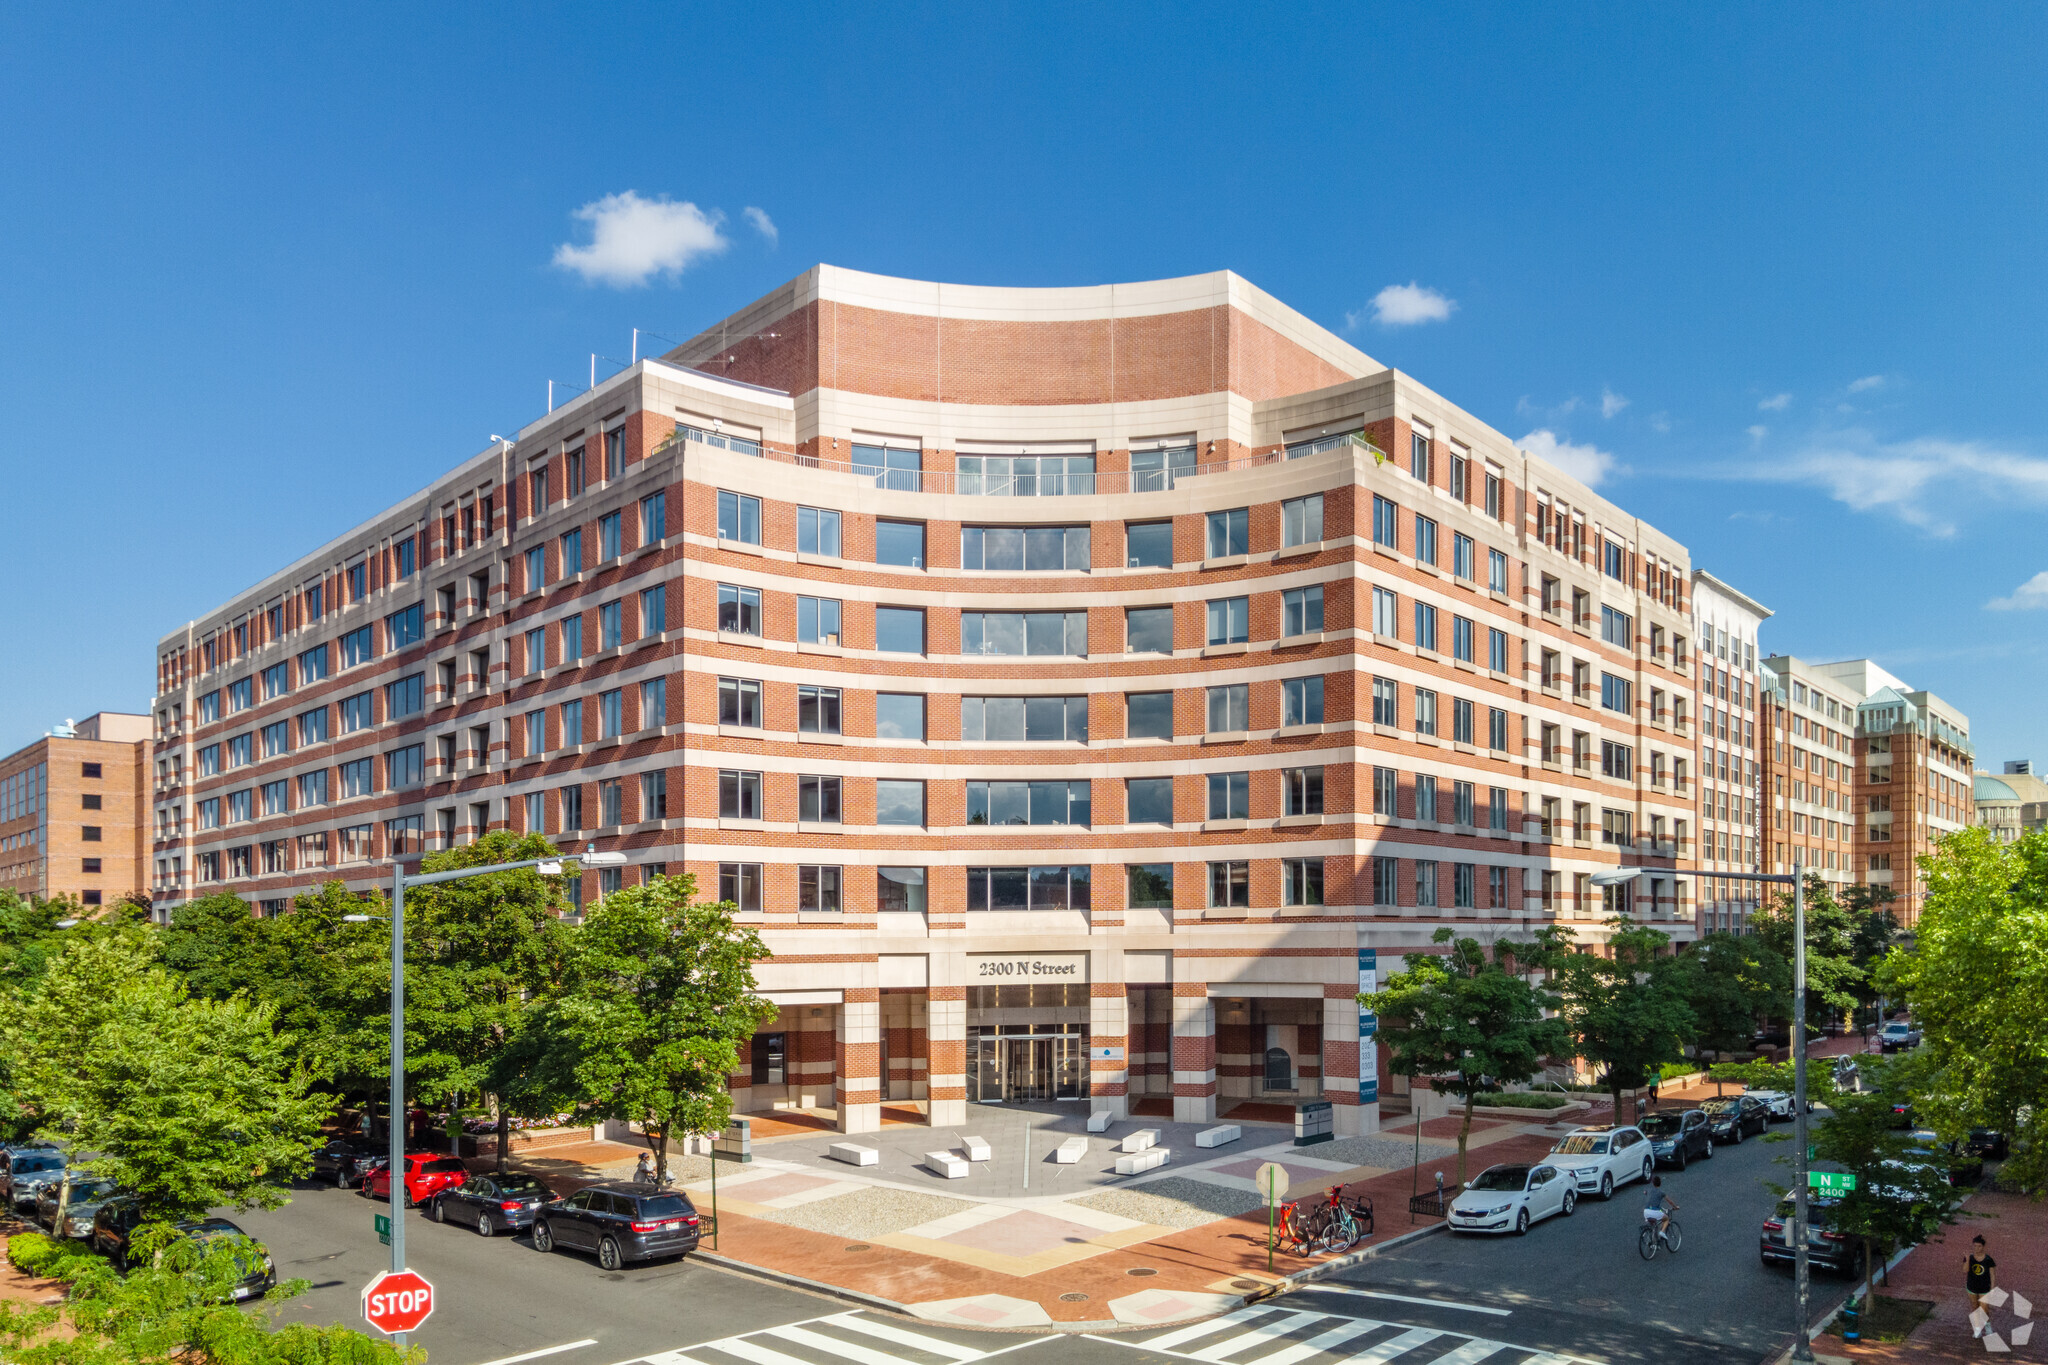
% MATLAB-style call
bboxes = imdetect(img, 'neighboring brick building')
[1690,571,1771,935]
[150,265,1703,1136]
[0,712,151,908]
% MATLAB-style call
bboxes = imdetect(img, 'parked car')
[1640,1109,1714,1169]
[1761,1193,1864,1276]
[1446,1162,1577,1235]
[1903,1130,1982,1187]
[1546,1125,1654,1200]
[310,1137,387,1188]
[35,1175,118,1236]
[362,1154,469,1208]
[1964,1128,2010,1162]
[1880,1021,1922,1052]
[183,1218,277,1301]
[532,1181,701,1270]
[430,1173,553,1237]
[3,1150,68,1212]
[1743,1088,1808,1121]
[90,1194,144,1268]
[1889,1100,1915,1129]
[1701,1095,1771,1144]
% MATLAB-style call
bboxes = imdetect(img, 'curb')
[693,1250,913,1318]
[1765,1239,1921,1365]
[1250,1219,1451,1302]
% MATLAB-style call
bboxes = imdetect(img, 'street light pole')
[1592,860,1812,1361]
[344,846,625,1354]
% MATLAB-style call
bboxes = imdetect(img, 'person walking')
[1967,1235,1997,1327]
[1646,1073,1661,1112]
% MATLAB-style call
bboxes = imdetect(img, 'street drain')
[1059,1292,1090,1303]
[1126,1267,1158,1277]
[1231,1280,1262,1290]
[843,1244,871,1252]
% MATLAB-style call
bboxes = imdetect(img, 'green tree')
[515,874,774,1181]
[1752,872,1864,1028]
[400,832,573,1169]
[34,967,330,1222]
[1681,932,1790,1074]
[1879,827,2048,1193]
[1362,928,1567,1184]
[1,1224,415,1365]
[1536,918,1695,1123]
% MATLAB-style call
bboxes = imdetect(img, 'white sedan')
[1446,1161,1578,1235]
[1744,1088,1810,1120]
[1546,1125,1655,1200]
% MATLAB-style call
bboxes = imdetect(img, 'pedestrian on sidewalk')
[1967,1235,1997,1325]
[634,1151,654,1185]
[1646,1074,1661,1111]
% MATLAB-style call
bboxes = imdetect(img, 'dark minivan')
[532,1181,700,1270]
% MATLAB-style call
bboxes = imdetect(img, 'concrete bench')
[1115,1147,1170,1176]
[1120,1129,1160,1153]
[1195,1124,1241,1149]
[925,1151,969,1179]
[1087,1110,1114,1133]
[1054,1135,1088,1164]
[828,1142,878,1167]
[961,1136,992,1163]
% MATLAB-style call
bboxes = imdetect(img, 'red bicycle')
[1281,1185,1374,1255]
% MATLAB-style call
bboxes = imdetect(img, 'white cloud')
[1986,571,2048,611]
[552,191,728,287]
[1601,387,1629,419]
[1723,429,2048,537]
[1747,424,1769,442]
[742,206,778,245]
[1758,392,1793,411]
[1649,412,1671,433]
[1520,429,1617,488]
[1370,281,1456,326]
[1848,374,1886,393]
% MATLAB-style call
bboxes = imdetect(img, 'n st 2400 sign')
[971,955,1085,980]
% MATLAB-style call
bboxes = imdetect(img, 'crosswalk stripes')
[622,1310,1010,1365]
[1117,1305,1594,1365]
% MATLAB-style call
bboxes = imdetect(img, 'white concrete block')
[925,1151,969,1179]
[1195,1124,1240,1148]
[1054,1136,1088,1164]
[961,1136,991,1162]
[1121,1128,1160,1153]
[1088,1110,1114,1133]
[828,1142,878,1167]
[1115,1147,1170,1175]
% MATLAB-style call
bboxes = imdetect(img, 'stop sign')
[362,1269,435,1335]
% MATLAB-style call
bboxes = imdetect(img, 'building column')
[926,985,966,1127]
[1090,981,1129,1118]
[1171,984,1217,1124]
[1323,987,1378,1137]
[835,990,881,1134]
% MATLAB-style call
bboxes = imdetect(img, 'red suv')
[362,1154,470,1208]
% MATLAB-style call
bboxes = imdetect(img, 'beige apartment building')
[1690,571,1770,934]
[0,712,152,908]
[1973,760,2048,843]
[150,265,1703,1137]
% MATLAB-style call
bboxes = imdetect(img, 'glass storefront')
[966,982,1089,1103]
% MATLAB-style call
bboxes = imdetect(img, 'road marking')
[473,1341,598,1365]
[1088,1306,1605,1365]
[1302,1284,1514,1317]
[612,1310,1039,1365]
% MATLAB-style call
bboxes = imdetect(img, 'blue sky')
[4,5,2045,765]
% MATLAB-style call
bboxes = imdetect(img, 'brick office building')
[150,266,1703,1136]
[1,712,151,908]
[1689,571,1771,935]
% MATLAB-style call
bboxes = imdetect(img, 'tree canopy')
[1535,917,1695,1122]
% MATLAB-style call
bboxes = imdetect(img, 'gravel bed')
[1073,1178,1264,1229]
[754,1187,976,1239]
[1311,1135,1456,1170]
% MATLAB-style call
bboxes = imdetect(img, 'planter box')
[1468,1098,1591,1120]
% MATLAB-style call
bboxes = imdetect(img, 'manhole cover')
[1059,1292,1090,1303]
[1231,1280,1262,1290]
[1126,1267,1158,1277]
[843,1244,871,1252]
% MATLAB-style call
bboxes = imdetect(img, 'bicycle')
[1638,1214,1683,1260]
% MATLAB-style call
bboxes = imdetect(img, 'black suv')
[532,1181,701,1270]
[1701,1095,1770,1144]
[309,1137,386,1188]
[1761,1193,1863,1276]
[1641,1109,1714,1169]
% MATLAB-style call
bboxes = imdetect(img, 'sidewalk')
[500,1109,1572,1329]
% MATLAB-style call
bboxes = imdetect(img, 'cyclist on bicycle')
[1643,1176,1679,1237]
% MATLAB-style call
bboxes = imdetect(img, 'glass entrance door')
[967,1027,1088,1103]
[1004,1038,1051,1101]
